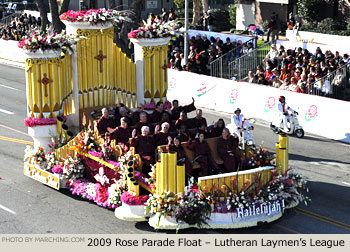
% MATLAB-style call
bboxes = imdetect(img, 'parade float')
[21,9,310,231]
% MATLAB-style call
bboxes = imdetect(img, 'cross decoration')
[94,50,107,73]
[38,73,53,97]
[161,60,167,81]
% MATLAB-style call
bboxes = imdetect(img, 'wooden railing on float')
[198,134,289,194]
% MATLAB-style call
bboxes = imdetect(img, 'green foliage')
[300,17,350,36]
[211,8,232,32]
[228,3,236,28]
[262,20,269,31]
[174,0,185,9]
[297,0,323,22]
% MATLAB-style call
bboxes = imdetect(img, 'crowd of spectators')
[248,43,349,97]
[0,13,40,41]
[167,34,254,75]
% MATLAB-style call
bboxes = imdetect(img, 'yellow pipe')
[154,49,160,100]
[177,165,185,194]
[167,152,176,193]
[134,184,140,197]
[156,162,160,195]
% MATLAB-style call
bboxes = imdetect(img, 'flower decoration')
[120,191,149,205]
[128,20,182,39]
[18,29,79,53]
[243,146,275,170]
[24,146,46,164]
[60,9,130,26]
[24,117,57,127]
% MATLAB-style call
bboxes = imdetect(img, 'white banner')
[276,39,350,56]
[0,39,26,63]
[188,30,256,46]
[168,69,350,143]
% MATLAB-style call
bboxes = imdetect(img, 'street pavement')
[0,64,349,234]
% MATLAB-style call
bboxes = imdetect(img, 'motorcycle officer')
[277,96,298,132]
[232,108,253,137]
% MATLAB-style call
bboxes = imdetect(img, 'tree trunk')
[202,0,209,15]
[48,0,65,33]
[59,0,70,15]
[108,0,116,9]
[129,0,143,23]
[116,0,123,10]
[35,0,50,32]
[193,0,201,24]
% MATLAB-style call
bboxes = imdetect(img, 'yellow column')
[177,165,185,194]
[160,152,167,194]
[167,152,177,193]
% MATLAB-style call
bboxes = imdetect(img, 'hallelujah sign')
[236,200,285,219]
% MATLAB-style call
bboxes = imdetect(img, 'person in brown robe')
[175,111,193,130]
[130,104,144,126]
[189,109,208,129]
[217,128,239,172]
[209,118,225,138]
[134,112,154,135]
[96,108,114,138]
[149,101,164,123]
[130,126,155,174]
[170,98,196,121]
[187,132,221,176]
[109,117,132,153]
[157,112,176,132]
[175,124,191,142]
[113,106,131,127]
[153,122,177,147]
[167,136,192,175]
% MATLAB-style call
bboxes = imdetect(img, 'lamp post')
[184,0,189,65]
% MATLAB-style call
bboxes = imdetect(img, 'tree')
[59,0,70,15]
[297,0,323,22]
[115,0,123,10]
[108,0,116,9]
[201,0,209,15]
[48,0,65,33]
[193,0,200,24]
[35,0,50,31]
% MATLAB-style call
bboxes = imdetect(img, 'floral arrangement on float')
[60,8,130,25]
[128,19,182,39]
[24,117,58,127]
[18,29,79,53]
[243,146,275,170]
[146,169,310,230]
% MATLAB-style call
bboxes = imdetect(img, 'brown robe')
[96,116,114,138]
[217,136,239,172]
[190,116,208,128]
[187,140,220,176]
[167,144,192,175]
[110,127,132,152]
[134,121,154,135]
[130,135,155,166]
[171,101,196,120]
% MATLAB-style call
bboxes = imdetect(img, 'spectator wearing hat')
[264,44,278,67]
[271,75,282,88]
[294,68,302,81]
[280,78,290,90]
